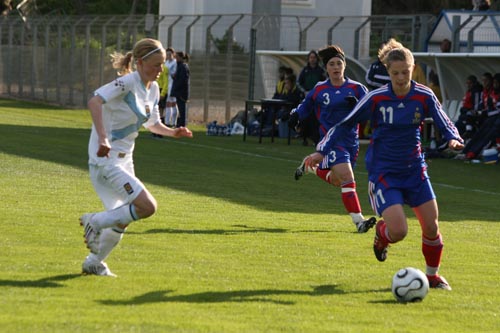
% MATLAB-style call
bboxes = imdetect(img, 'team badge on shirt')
[124,182,134,195]
[413,110,422,124]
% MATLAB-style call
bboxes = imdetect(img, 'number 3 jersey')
[294,77,369,145]
[317,81,463,175]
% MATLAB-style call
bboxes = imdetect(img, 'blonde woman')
[80,38,192,277]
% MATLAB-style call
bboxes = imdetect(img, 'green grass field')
[1,98,499,332]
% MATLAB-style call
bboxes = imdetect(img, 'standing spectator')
[290,44,376,233]
[155,59,169,138]
[365,41,391,90]
[303,40,463,290]
[163,47,178,127]
[297,50,326,95]
[296,50,326,145]
[80,38,193,277]
[171,51,190,127]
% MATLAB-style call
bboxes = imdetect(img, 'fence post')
[185,15,201,54]
[168,15,183,48]
[203,15,222,123]
[299,17,318,52]
[30,20,38,99]
[327,17,344,45]
[225,14,245,123]
[451,15,462,52]
[99,17,115,87]
[56,18,66,104]
[354,17,371,60]
[248,15,264,102]
[468,15,488,52]
[83,17,99,106]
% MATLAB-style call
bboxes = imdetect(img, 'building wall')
[159,0,372,56]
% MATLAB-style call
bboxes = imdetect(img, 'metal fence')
[0,13,436,123]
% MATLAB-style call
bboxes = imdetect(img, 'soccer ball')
[391,267,429,303]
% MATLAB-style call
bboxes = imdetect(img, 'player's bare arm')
[149,122,193,138]
[87,95,111,157]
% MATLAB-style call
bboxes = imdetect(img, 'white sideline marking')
[160,138,500,197]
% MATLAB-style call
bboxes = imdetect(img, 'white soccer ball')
[391,267,429,303]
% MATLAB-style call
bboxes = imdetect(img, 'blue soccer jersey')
[318,81,463,176]
[294,77,369,145]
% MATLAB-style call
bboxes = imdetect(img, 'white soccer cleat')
[79,213,100,254]
[294,157,317,180]
[82,259,117,277]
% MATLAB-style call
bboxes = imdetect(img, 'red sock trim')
[341,181,361,214]
[422,233,443,268]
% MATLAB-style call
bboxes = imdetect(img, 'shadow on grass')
[129,224,332,235]
[99,284,344,306]
[0,274,81,288]
[2,122,499,221]
[0,123,339,215]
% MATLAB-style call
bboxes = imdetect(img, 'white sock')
[93,204,137,230]
[426,266,439,276]
[350,212,365,224]
[96,228,124,262]
[166,106,178,126]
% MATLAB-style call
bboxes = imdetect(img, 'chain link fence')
[0,13,435,123]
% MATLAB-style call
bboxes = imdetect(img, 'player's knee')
[422,223,439,239]
[388,225,408,242]
[135,197,157,219]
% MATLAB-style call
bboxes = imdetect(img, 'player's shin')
[92,204,138,230]
[422,233,443,276]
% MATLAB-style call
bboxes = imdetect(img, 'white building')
[158,0,372,58]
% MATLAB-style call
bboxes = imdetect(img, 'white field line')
[162,138,500,197]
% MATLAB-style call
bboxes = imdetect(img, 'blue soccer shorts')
[319,144,359,170]
[368,170,436,217]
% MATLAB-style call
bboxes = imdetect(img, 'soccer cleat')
[373,220,389,262]
[294,157,316,180]
[80,213,100,254]
[356,217,377,233]
[82,260,117,277]
[427,275,452,290]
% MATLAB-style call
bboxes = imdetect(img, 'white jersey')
[165,58,177,95]
[88,71,160,166]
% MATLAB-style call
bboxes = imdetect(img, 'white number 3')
[322,93,330,105]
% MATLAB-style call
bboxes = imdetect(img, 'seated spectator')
[428,71,442,102]
[457,72,496,142]
[456,73,500,160]
[274,74,303,138]
[412,62,427,85]
[477,72,495,127]
[455,75,483,139]
[275,66,293,97]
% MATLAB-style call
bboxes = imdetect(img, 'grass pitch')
[0,98,499,332]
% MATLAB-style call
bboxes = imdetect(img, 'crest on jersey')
[413,110,421,124]
[124,182,134,195]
